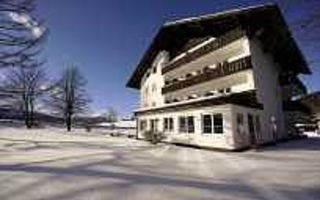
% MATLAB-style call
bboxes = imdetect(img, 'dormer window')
[191,71,198,76]
[172,98,179,103]
[205,91,215,97]
[203,66,210,72]
[188,94,198,100]
[185,73,192,78]
[208,64,217,69]
[225,88,231,93]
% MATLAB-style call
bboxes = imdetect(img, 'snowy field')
[0,128,319,200]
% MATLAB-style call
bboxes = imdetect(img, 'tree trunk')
[66,113,72,132]
[30,98,34,128]
[24,98,32,129]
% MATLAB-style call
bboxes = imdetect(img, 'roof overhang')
[127,4,311,89]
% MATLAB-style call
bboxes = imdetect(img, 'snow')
[0,128,319,200]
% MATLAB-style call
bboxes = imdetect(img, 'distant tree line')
[0,0,90,131]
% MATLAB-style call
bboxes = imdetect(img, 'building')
[296,92,320,133]
[126,4,310,150]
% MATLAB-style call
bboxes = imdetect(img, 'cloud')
[8,12,44,38]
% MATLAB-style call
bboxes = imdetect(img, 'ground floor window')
[213,114,223,134]
[255,115,261,138]
[202,115,212,134]
[164,117,174,132]
[179,116,194,133]
[202,113,224,134]
[150,119,158,132]
[140,120,147,131]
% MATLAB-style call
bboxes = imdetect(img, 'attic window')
[172,78,178,83]
[203,66,210,72]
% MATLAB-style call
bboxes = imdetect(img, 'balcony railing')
[135,90,263,115]
[162,56,252,94]
[162,28,246,74]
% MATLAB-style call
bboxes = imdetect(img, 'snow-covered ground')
[0,128,319,200]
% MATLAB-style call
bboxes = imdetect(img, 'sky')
[36,0,320,117]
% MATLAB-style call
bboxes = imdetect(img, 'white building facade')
[127,4,310,150]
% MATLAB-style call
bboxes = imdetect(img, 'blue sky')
[36,0,320,117]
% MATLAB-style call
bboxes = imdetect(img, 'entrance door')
[247,114,256,145]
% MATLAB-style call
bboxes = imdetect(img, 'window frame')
[202,114,212,134]
[187,116,194,134]
[164,117,174,132]
[179,116,194,133]
[201,113,224,134]
[140,120,147,132]
[213,113,224,134]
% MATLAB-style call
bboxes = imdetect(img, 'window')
[169,118,174,131]
[213,114,223,134]
[202,115,212,134]
[203,66,210,72]
[179,117,186,132]
[187,116,194,133]
[164,118,168,131]
[153,67,157,73]
[237,113,244,125]
[236,113,244,135]
[150,119,158,132]
[164,118,174,132]
[179,116,194,133]
[173,98,179,103]
[205,91,215,97]
[225,88,231,93]
[255,115,261,136]
[185,73,192,78]
[140,120,147,131]
[172,78,178,83]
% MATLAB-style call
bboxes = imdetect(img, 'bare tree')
[104,106,118,123]
[49,65,90,131]
[0,63,48,128]
[0,0,46,68]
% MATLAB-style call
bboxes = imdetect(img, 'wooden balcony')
[135,90,263,115]
[162,56,252,94]
[162,28,246,74]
